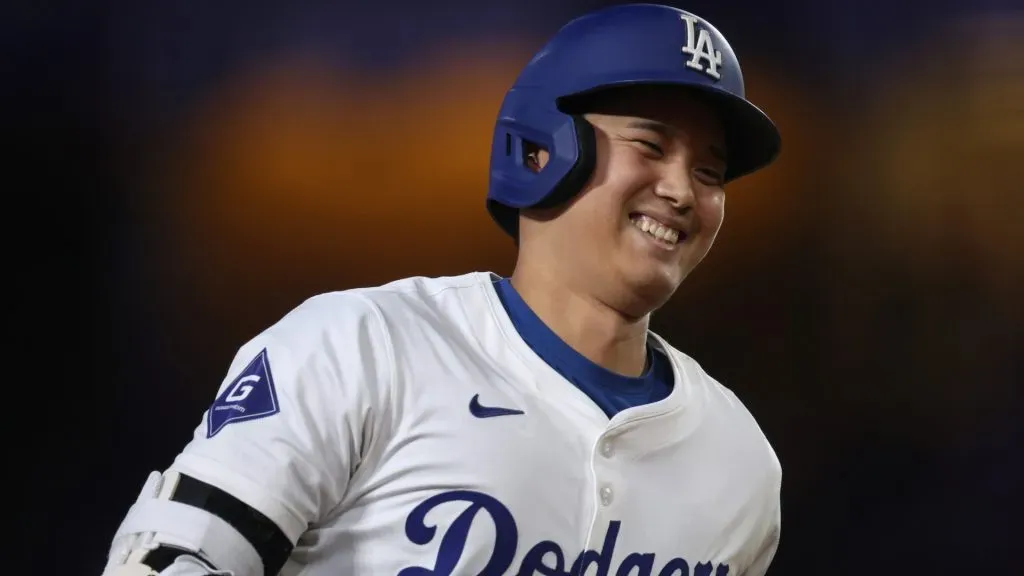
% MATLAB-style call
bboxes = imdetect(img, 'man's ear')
[522,140,549,173]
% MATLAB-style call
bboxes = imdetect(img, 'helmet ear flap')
[486,115,598,240]
[533,115,597,210]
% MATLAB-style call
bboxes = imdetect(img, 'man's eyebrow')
[626,119,675,137]
[709,144,728,164]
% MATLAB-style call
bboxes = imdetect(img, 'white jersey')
[168,272,781,575]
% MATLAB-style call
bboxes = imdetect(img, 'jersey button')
[600,440,614,458]
[600,485,614,506]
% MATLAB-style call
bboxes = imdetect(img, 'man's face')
[521,86,728,314]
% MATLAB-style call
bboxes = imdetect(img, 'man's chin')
[618,265,686,315]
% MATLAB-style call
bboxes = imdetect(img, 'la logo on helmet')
[681,15,723,81]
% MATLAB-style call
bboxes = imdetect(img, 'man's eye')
[632,139,664,155]
[697,168,725,185]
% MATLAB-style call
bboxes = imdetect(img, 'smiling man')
[104,5,783,576]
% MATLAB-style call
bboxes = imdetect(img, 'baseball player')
[103,4,783,575]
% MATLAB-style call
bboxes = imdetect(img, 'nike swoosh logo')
[469,394,525,418]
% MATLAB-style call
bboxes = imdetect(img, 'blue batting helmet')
[486,3,781,238]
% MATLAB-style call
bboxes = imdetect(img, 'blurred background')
[13,0,1022,573]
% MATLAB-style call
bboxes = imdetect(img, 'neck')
[509,265,650,377]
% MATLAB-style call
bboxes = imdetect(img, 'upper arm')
[104,293,395,575]
[742,503,781,576]
[743,454,782,576]
[172,292,395,542]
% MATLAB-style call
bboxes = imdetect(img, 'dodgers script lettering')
[398,490,730,576]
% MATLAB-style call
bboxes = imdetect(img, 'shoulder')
[330,271,498,344]
[265,271,484,338]
[344,271,496,318]
[655,335,782,477]
[252,271,495,372]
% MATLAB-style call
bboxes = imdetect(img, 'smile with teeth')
[630,214,682,245]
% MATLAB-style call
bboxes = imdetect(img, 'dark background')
[13,1,1022,573]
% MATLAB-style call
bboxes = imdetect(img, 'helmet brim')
[702,86,782,182]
